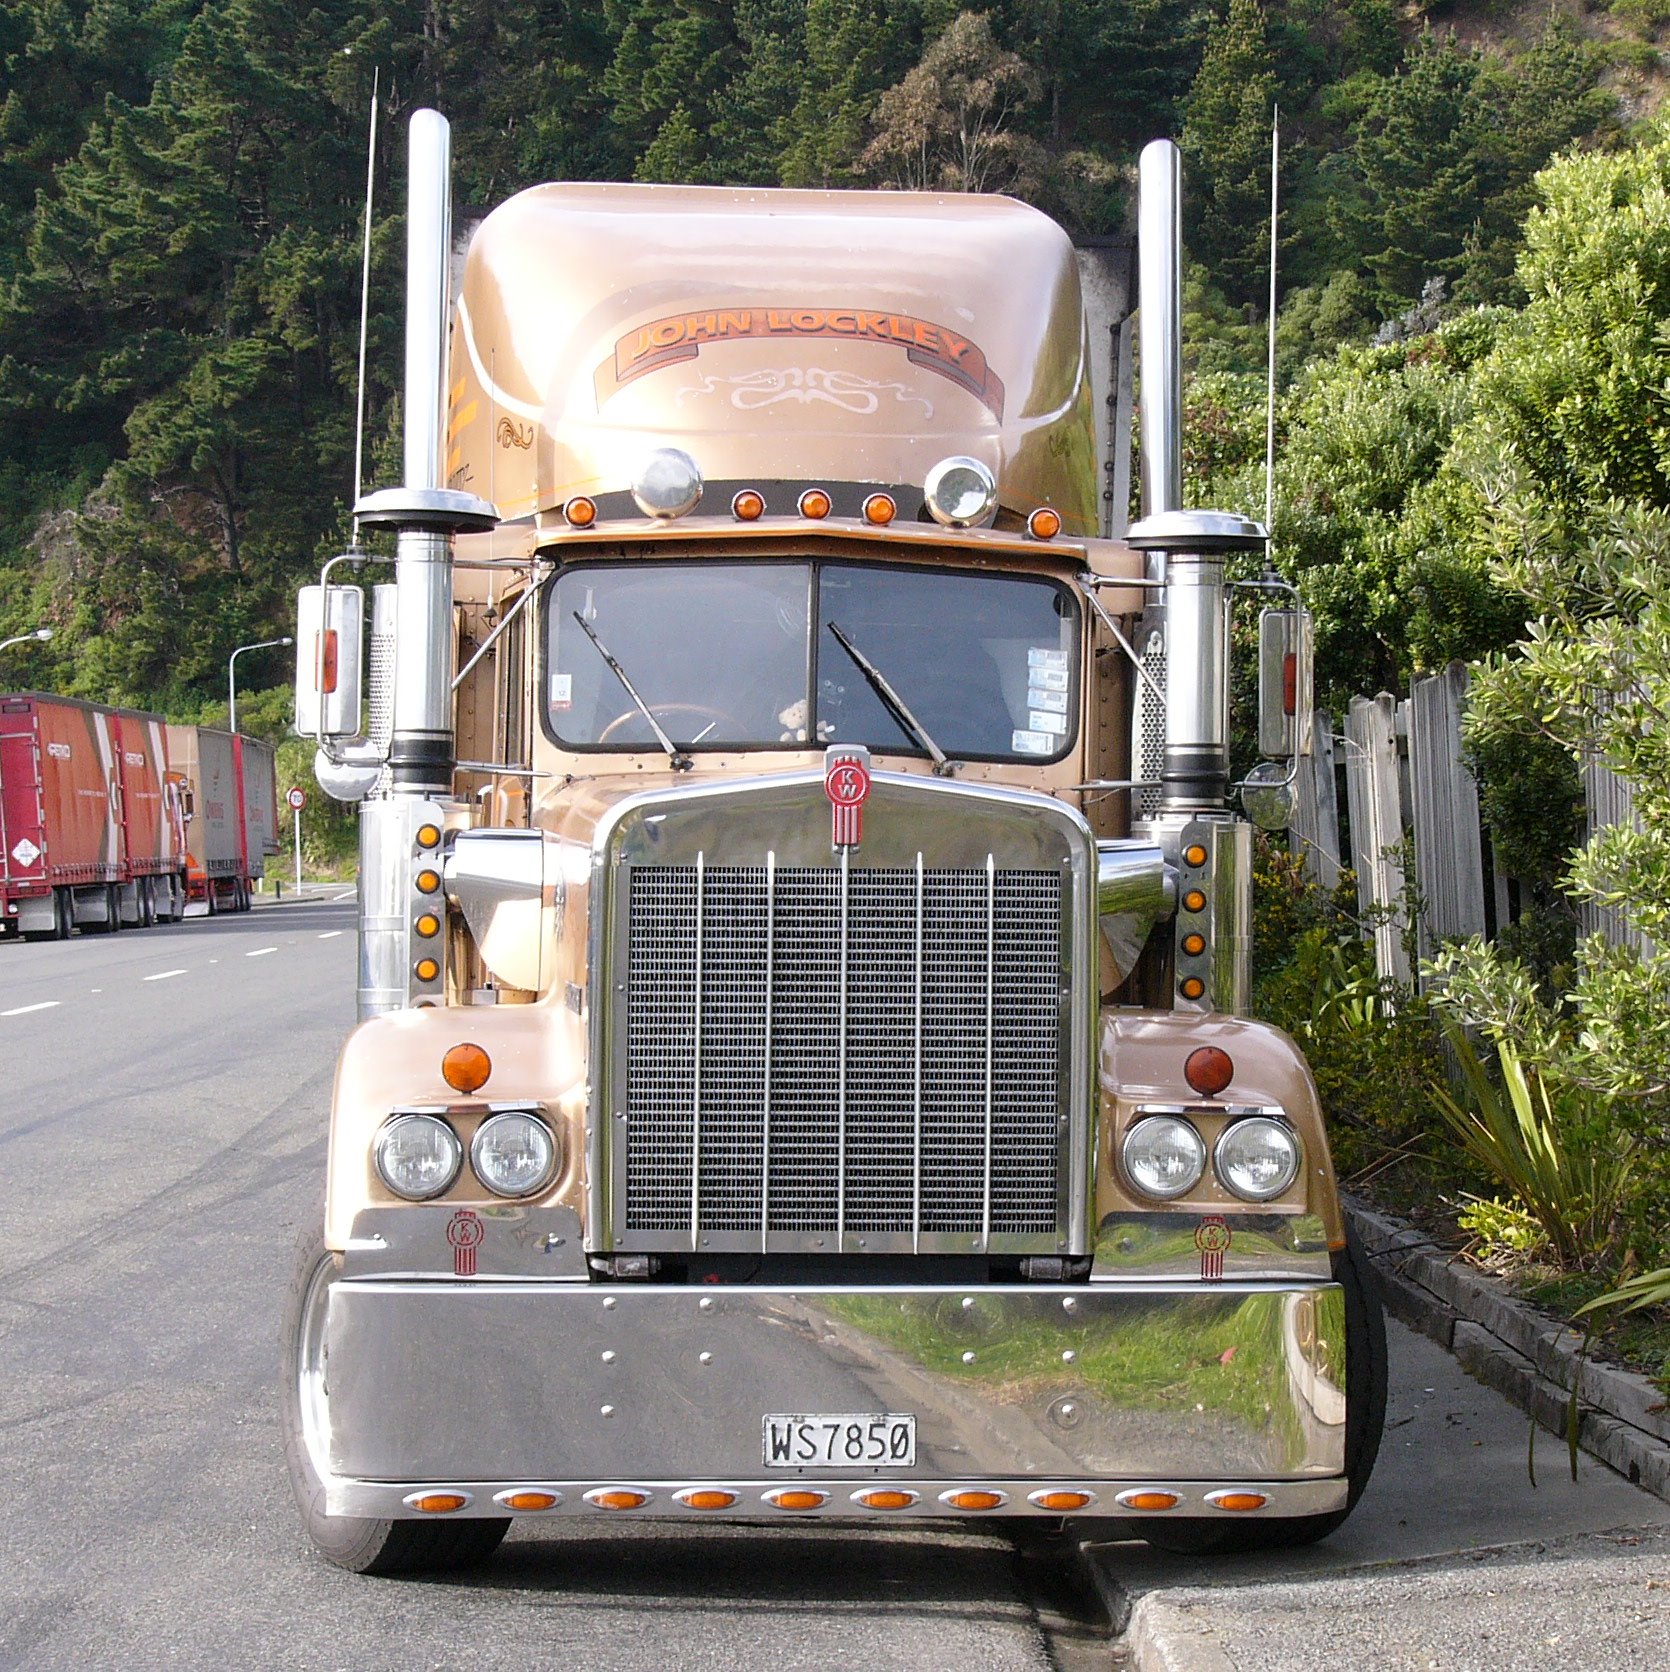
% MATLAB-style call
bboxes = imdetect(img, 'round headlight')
[631,448,703,519]
[374,1113,462,1201]
[1215,1117,1301,1201]
[471,1110,558,1198]
[1121,1115,1206,1201]
[923,455,998,527]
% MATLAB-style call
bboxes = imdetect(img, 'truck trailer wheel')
[1137,1225,1388,1555]
[282,1230,510,1576]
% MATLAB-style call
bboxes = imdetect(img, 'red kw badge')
[1195,1215,1231,1282]
[446,1208,484,1276]
[824,746,872,849]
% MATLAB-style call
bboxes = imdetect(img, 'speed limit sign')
[286,786,307,811]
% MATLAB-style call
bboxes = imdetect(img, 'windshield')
[544,560,1078,762]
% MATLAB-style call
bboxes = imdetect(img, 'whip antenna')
[1264,104,1279,568]
[351,67,380,542]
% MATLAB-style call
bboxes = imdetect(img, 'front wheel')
[282,1229,509,1575]
[1138,1224,1388,1554]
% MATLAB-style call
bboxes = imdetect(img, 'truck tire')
[282,1229,510,1575]
[1136,1224,1388,1555]
[140,877,157,928]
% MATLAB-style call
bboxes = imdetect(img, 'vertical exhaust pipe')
[1137,141,1182,522]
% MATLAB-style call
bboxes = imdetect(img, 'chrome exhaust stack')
[1136,141,1182,524]
[353,110,496,1018]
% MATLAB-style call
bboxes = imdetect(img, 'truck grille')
[620,858,1065,1251]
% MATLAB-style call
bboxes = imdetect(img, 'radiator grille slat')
[623,860,1063,1247]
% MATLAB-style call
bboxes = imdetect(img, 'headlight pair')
[1121,1113,1300,1203]
[373,1109,558,1202]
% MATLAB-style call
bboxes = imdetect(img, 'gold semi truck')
[283,111,1385,1574]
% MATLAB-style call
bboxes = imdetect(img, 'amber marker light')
[584,1487,651,1511]
[414,957,441,984]
[442,1042,492,1094]
[1180,977,1206,1001]
[1026,506,1062,541]
[1185,1046,1234,1098]
[415,868,441,895]
[496,1489,561,1512]
[731,488,765,521]
[404,1491,469,1514]
[1207,1491,1268,1513]
[1182,889,1207,914]
[798,487,832,519]
[853,1489,918,1510]
[941,1489,1006,1512]
[1181,932,1206,957]
[1184,842,1209,868]
[415,913,440,939]
[1028,1489,1095,1512]
[862,493,897,526]
[676,1488,739,1511]
[1116,1490,1180,1512]
[416,822,442,849]
[764,1489,828,1511]
[564,495,598,528]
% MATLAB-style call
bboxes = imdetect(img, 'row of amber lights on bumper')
[403,1485,1270,1515]
[561,490,1062,541]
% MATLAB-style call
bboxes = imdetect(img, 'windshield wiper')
[826,620,957,776]
[571,611,692,771]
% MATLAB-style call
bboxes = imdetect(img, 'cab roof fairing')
[445,182,1098,533]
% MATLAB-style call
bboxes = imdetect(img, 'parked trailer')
[0,693,187,938]
[165,724,275,912]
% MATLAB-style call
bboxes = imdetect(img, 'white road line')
[2,1001,60,1017]
[318,931,343,940]
[144,969,187,982]
[332,889,355,902]
[247,947,277,957]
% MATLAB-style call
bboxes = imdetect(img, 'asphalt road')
[2,900,1665,1671]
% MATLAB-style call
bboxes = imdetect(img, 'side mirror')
[1257,607,1312,760]
[294,584,364,742]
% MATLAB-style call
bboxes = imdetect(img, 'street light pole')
[228,636,293,734]
[0,626,53,657]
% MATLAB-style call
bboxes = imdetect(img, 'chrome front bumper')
[321,1278,1348,1520]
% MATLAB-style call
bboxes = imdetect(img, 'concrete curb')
[1345,1194,1670,1502]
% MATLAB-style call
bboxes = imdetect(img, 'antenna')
[1264,104,1279,571]
[351,67,380,543]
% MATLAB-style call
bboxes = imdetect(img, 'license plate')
[763,1412,917,1468]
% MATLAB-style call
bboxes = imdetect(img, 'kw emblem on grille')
[824,745,871,848]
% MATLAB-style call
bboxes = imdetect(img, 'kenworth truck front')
[283,112,1386,1575]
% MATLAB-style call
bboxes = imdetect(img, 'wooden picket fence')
[1286,661,1650,984]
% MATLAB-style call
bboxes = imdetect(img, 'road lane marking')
[247,946,277,957]
[318,931,343,940]
[2,1001,59,1017]
[332,889,355,902]
[144,969,187,982]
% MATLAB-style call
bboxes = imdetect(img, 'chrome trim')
[836,843,849,1242]
[760,850,776,1255]
[444,827,570,994]
[326,1474,1347,1522]
[852,1488,919,1509]
[912,851,924,1255]
[341,1203,589,1281]
[317,1279,1347,1483]
[1092,1211,1331,1282]
[690,850,705,1254]
[402,1488,472,1511]
[1095,839,1173,985]
[981,851,996,1250]
[493,1487,564,1511]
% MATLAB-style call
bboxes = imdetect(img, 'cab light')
[416,822,442,849]
[1116,1490,1180,1512]
[1207,1491,1268,1513]
[415,868,441,895]
[863,493,897,526]
[1028,1489,1096,1512]
[631,449,702,519]
[564,495,598,528]
[495,1489,561,1512]
[852,1489,918,1511]
[1027,506,1062,541]
[1180,977,1206,1001]
[798,487,832,520]
[1184,843,1209,868]
[404,1491,469,1514]
[414,957,440,984]
[584,1487,651,1511]
[941,1489,1006,1512]
[442,1042,492,1093]
[764,1489,828,1511]
[675,1488,739,1511]
[923,455,998,528]
[1182,889,1207,913]
[1185,1046,1234,1098]
[731,488,765,521]
[1181,932,1206,956]
[415,913,440,939]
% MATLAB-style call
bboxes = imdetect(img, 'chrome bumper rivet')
[603,1297,616,1310]
[1062,1349,1077,1363]
[600,1350,616,1364]
[698,1351,713,1365]
[698,1297,714,1311]
[600,1404,616,1418]
[961,1351,976,1365]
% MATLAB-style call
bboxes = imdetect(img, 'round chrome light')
[631,448,703,518]
[471,1109,558,1199]
[374,1113,462,1201]
[1215,1117,1300,1202]
[1121,1115,1206,1201]
[923,455,998,527]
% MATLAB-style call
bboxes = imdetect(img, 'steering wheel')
[596,702,741,747]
